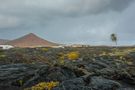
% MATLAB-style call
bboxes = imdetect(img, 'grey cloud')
[109,0,134,11]
[0,14,20,29]
[0,0,132,29]
[0,0,133,16]
[113,2,135,45]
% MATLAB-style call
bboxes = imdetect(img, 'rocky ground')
[0,47,135,90]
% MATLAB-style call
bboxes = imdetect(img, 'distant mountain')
[0,39,10,45]
[6,33,59,48]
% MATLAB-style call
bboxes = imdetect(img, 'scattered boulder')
[89,76,121,90]
[0,64,40,89]
[54,78,92,90]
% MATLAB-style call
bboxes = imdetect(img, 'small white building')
[0,45,14,50]
[51,45,65,48]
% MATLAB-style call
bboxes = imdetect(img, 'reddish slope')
[6,33,59,48]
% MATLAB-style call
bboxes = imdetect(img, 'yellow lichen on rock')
[67,51,79,60]
[25,81,59,90]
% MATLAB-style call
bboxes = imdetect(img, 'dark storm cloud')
[0,0,133,19]
[0,0,135,45]
[0,0,132,30]
[109,0,134,11]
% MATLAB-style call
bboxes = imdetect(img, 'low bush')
[25,81,59,90]
[67,51,79,60]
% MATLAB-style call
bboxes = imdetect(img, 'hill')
[6,33,59,48]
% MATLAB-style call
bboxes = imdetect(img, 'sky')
[0,0,135,45]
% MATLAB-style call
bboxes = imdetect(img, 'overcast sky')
[0,0,135,45]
